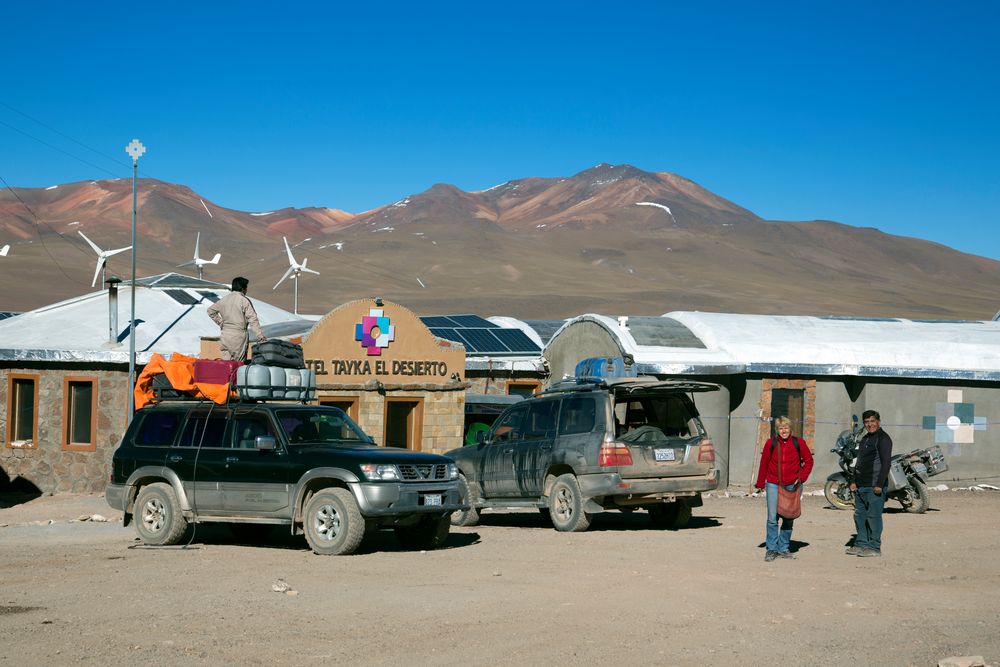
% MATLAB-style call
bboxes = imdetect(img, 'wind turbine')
[176,232,221,279]
[273,236,320,315]
[0,244,9,257]
[78,231,132,288]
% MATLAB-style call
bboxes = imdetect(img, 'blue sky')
[3,2,998,258]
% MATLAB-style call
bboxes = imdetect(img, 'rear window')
[614,395,700,439]
[134,411,184,448]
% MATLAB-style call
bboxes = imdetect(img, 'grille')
[398,464,449,481]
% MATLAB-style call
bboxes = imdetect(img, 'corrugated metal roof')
[0,273,302,364]
[551,312,1000,381]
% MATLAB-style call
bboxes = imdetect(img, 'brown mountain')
[2,164,999,321]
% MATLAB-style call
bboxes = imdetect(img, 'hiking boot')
[776,551,796,560]
[857,548,882,557]
[764,550,778,562]
[845,545,863,556]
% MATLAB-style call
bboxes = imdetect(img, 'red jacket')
[755,436,814,488]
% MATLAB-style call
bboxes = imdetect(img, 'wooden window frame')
[507,380,541,397]
[6,373,40,449]
[63,376,98,451]
[320,396,359,421]
[383,396,424,451]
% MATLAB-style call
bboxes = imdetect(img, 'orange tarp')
[134,352,234,410]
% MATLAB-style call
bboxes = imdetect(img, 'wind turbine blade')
[78,231,103,255]
[91,259,104,287]
[106,246,132,257]
[303,267,320,275]
[193,232,201,259]
[274,266,295,290]
[209,253,221,264]
[177,259,196,268]
[0,244,8,257]
[283,236,298,266]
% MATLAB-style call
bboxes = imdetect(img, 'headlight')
[447,463,459,480]
[361,464,400,481]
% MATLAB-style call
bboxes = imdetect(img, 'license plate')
[423,494,443,506]
[654,448,676,462]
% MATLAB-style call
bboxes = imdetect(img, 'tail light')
[599,438,633,467]
[697,439,716,463]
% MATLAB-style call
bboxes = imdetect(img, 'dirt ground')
[1,488,997,667]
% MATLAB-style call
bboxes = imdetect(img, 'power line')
[0,174,85,281]
[0,118,124,180]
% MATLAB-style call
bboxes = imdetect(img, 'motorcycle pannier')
[924,445,949,476]
[251,339,304,369]
[886,458,908,492]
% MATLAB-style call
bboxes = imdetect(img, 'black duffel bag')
[251,339,304,369]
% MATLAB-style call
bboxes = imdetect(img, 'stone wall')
[1,366,131,493]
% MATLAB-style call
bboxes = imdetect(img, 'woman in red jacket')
[755,416,814,561]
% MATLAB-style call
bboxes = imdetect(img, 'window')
[384,398,424,450]
[492,404,527,442]
[232,413,277,449]
[279,408,365,445]
[6,373,39,448]
[134,411,184,447]
[559,396,597,435]
[771,388,805,438]
[63,377,97,451]
[507,381,540,398]
[177,412,230,448]
[523,400,559,440]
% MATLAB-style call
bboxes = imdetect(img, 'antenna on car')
[273,236,320,315]
[176,232,221,279]
[78,231,132,287]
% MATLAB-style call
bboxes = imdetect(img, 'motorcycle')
[824,420,949,513]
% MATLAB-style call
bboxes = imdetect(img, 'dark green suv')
[106,401,464,555]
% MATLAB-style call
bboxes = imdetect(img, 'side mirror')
[255,435,277,451]
[476,430,487,445]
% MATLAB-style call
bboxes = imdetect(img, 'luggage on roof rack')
[251,339,304,369]
[235,364,316,401]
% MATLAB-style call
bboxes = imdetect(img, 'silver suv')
[446,375,720,531]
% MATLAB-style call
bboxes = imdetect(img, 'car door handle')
[168,455,183,463]
[503,448,513,454]
[226,457,239,464]
[539,444,552,451]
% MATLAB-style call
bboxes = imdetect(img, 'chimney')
[106,277,121,345]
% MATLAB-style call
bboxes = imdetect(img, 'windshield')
[278,407,369,445]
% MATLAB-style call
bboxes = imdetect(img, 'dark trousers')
[854,487,885,551]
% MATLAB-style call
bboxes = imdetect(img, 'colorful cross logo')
[355,308,395,356]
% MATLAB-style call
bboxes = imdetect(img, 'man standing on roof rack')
[207,277,266,361]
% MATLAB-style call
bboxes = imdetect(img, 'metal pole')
[124,139,146,425]
[127,157,137,423]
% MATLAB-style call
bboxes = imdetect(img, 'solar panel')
[197,291,220,303]
[421,316,457,328]
[447,314,497,328]
[454,328,510,354]
[164,289,199,305]
[429,327,461,343]
[493,328,541,353]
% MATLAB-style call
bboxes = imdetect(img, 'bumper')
[105,484,127,512]
[350,481,467,517]
[578,468,719,502]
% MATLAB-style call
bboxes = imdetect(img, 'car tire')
[549,473,591,532]
[395,514,451,550]
[451,475,481,527]
[303,488,365,555]
[134,482,188,546]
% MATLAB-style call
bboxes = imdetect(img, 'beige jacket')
[207,291,264,361]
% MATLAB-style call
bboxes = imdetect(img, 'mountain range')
[2,163,999,321]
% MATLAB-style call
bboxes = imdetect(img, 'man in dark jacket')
[848,410,893,557]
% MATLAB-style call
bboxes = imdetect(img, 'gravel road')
[1,489,997,666]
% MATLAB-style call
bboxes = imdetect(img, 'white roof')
[551,312,1000,381]
[0,273,303,364]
